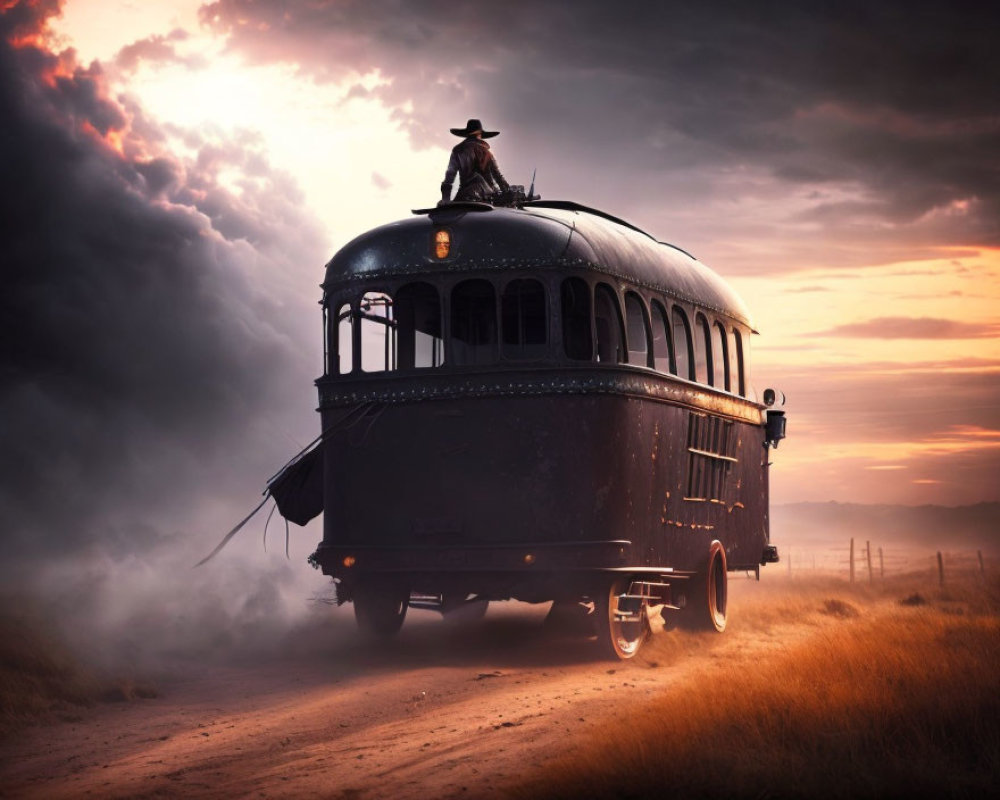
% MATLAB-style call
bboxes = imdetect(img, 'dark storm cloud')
[0,1,326,571]
[199,0,1000,269]
[811,317,1000,339]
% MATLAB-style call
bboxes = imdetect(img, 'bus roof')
[323,201,754,328]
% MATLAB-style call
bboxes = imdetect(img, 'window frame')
[594,283,627,365]
[624,291,653,368]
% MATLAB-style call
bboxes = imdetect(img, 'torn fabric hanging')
[266,440,324,526]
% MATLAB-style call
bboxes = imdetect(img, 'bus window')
[713,321,729,391]
[729,328,743,396]
[625,292,651,367]
[396,282,443,369]
[561,277,592,360]
[733,328,747,396]
[595,284,626,364]
[672,306,693,380]
[360,291,395,373]
[322,302,330,375]
[451,279,497,365]
[502,279,547,359]
[650,301,673,373]
[337,302,353,374]
[694,313,711,385]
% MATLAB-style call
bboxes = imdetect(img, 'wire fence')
[775,539,990,585]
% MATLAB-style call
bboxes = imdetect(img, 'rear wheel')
[354,579,409,637]
[441,595,490,625]
[687,541,728,632]
[595,576,647,660]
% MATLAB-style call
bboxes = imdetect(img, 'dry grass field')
[0,600,156,736]
[512,571,1000,800]
[2,568,996,798]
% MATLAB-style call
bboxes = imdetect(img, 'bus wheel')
[354,579,409,637]
[688,541,728,632]
[595,577,647,660]
[442,596,490,625]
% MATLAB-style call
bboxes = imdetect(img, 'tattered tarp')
[267,441,324,526]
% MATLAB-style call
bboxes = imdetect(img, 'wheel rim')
[706,542,728,632]
[602,578,646,659]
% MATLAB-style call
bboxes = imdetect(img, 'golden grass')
[512,575,1000,800]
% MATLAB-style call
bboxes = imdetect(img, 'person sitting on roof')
[439,118,510,204]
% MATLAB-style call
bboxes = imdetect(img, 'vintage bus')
[286,199,785,659]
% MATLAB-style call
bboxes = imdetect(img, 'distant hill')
[771,502,1000,555]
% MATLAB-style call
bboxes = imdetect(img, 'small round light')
[342,555,356,567]
[523,553,536,565]
[434,229,451,259]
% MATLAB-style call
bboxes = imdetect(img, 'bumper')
[311,539,633,578]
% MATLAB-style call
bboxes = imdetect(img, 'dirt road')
[1,580,835,799]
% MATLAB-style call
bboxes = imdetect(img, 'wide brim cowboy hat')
[450,118,499,138]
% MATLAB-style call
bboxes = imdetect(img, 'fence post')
[937,551,945,587]
[849,538,855,584]
[878,547,884,580]
[866,540,873,585]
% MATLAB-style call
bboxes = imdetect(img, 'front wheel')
[353,579,409,637]
[595,576,647,660]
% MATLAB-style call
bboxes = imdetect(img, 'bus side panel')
[321,393,768,575]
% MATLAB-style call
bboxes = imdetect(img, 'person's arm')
[488,155,510,192]
[440,151,459,203]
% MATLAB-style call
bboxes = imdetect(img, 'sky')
[1,0,999,603]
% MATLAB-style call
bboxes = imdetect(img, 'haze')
[1,0,997,638]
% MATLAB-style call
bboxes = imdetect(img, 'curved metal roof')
[323,201,754,327]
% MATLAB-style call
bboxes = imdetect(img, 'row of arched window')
[326,276,749,397]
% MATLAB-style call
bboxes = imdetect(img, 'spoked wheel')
[686,540,728,632]
[595,576,648,660]
[353,578,409,637]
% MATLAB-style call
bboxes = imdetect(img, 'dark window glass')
[595,284,626,364]
[360,291,395,373]
[396,282,443,369]
[561,278,592,360]
[625,292,651,367]
[450,280,497,365]
[502,279,547,359]
[337,302,353,374]
[672,306,693,380]
[694,313,711,385]
[650,301,673,374]
[713,321,729,391]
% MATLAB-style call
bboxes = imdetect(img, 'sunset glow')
[7,0,1000,513]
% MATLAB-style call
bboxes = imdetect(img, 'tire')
[441,596,490,625]
[595,576,647,660]
[544,600,595,635]
[687,540,728,632]
[354,578,409,637]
